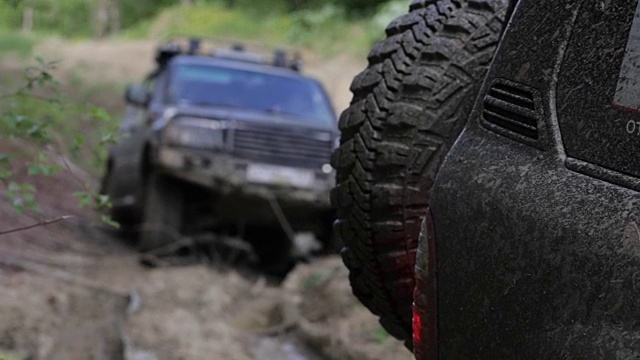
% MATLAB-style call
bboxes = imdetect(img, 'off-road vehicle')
[102,39,338,271]
[334,0,640,358]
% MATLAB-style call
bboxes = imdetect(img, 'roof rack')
[154,36,303,72]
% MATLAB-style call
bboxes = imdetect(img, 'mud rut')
[0,171,410,360]
[0,219,330,360]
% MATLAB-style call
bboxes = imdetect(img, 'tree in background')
[1,0,175,38]
[93,0,121,38]
[1,0,400,37]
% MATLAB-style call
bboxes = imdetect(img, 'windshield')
[168,63,336,125]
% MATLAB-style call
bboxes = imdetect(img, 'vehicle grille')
[232,125,333,169]
[482,81,540,140]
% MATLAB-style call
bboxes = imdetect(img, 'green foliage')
[0,351,28,360]
[27,151,61,176]
[0,33,35,57]
[370,0,409,33]
[333,0,391,15]
[124,3,380,57]
[0,4,21,30]
[7,181,37,213]
[370,326,391,344]
[0,0,407,47]
[125,3,292,45]
[0,58,119,224]
[288,3,350,54]
[0,0,178,37]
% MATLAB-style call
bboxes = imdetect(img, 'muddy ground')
[0,40,412,360]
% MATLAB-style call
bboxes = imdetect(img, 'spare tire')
[331,0,511,347]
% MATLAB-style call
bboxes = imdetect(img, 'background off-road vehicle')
[334,0,640,358]
[102,39,338,273]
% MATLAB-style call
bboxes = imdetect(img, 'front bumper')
[156,146,333,207]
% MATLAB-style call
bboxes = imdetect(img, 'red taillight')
[412,308,423,343]
[413,207,438,360]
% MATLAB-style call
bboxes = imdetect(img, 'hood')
[169,103,338,134]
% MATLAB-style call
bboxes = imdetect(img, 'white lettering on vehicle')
[626,120,640,135]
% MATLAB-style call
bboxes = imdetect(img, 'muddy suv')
[335,0,640,358]
[102,39,338,267]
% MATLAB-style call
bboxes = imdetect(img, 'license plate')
[246,164,315,188]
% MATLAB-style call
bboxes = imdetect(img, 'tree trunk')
[108,0,120,34]
[93,0,109,39]
[22,7,33,33]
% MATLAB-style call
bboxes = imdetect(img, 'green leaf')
[74,135,85,146]
[0,153,13,163]
[0,168,13,181]
[91,107,111,122]
[73,191,92,208]
[8,182,19,192]
[101,215,120,229]
[35,57,46,68]
[27,164,41,175]
[97,194,111,208]
[100,132,118,146]
[21,183,36,193]
[6,181,38,213]
[44,165,59,176]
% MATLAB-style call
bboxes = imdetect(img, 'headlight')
[163,117,226,149]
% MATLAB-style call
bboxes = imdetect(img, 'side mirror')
[125,84,150,107]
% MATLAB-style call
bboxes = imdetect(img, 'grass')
[0,32,36,58]
[123,3,382,58]
[0,351,28,360]
[368,326,392,344]
[125,4,292,45]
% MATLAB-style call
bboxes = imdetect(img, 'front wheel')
[139,170,186,252]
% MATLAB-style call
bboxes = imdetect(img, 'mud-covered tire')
[331,0,510,346]
[139,170,185,252]
[100,166,137,235]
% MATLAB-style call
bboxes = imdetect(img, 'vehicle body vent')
[481,80,541,140]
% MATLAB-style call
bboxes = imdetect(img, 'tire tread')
[331,0,509,346]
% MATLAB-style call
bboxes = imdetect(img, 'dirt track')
[0,41,412,359]
[0,190,411,359]
[0,152,411,359]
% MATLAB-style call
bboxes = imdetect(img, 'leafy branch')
[0,57,119,228]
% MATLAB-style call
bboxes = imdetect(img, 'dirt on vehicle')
[0,42,411,360]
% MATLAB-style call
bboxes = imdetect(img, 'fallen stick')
[0,215,73,236]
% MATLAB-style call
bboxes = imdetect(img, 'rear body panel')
[430,0,640,357]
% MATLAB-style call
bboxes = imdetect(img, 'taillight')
[413,207,438,359]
